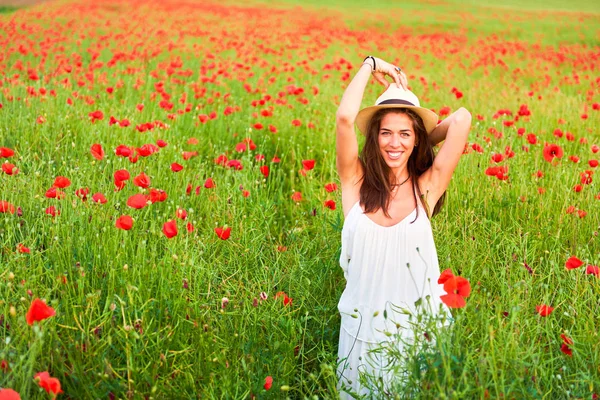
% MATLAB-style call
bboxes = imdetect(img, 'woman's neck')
[390,166,409,185]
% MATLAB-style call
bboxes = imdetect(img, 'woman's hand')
[370,57,408,91]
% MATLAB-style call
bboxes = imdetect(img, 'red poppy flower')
[92,193,107,204]
[324,200,336,210]
[133,172,151,188]
[53,176,71,188]
[443,276,471,297]
[569,155,580,163]
[156,139,168,148]
[26,298,56,325]
[89,110,104,122]
[560,343,572,356]
[542,144,563,163]
[324,183,338,192]
[491,153,504,163]
[302,159,315,170]
[16,243,30,253]
[535,304,554,317]
[437,268,455,284]
[565,256,584,270]
[592,145,599,154]
[1,163,18,175]
[471,143,483,153]
[275,291,292,306]
[292,119,302,127]
[0,388,21,400]
[114,169,130,182]
[560,333,573,345]
[34,371,63,397]
[115,179,128,191]
[182,151,198,161]
[589,160,598,168]
[526,134,537,145]
[242,190,250,198]
[440,293,465,308]
[45,206,59,217]
[0,201,16,214]
[75,188,89,201]
[215,227,231,240]
[148,189,168,203]
[291,192,302,202]
[176,208,187,220]
[115,145,132,157]
[235,143,247,153]
[215,154,228,166]
[204,178,215,188]
[566,205,575,214]
[137,144,159,157]
[580,170,593,185]
[226,159,243,170]
[127,194,148,209]
[0,147,14,158]
[162,220,178,238]
[90,143,104,160]
[586,265,599,276]
[186,222,194,232]
[115,215,133,230]
[45,187,64,199]
[560,333,573,356]
[264,376,273,390]
[260,165,269,178]
[573,184,583,193]
[171,163,183,172]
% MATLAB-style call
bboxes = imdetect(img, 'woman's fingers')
[399,71,408,91]
[392,69,401,88]
[373,72,390,89]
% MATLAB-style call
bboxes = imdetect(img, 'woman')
[335,56,471,398]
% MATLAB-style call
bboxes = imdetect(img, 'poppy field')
[1,0,599,398]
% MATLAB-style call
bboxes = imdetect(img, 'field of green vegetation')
[0,0,599,398]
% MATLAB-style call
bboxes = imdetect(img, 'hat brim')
[355,105,439,135]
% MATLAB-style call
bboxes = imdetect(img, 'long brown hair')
[358,108,446,222]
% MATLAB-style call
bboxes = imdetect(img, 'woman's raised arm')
[335,57,403,183]
[422,108,472,202]
[335,62,372,183]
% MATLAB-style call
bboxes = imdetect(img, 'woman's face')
[377,112,416,171]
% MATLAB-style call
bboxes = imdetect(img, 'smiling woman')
[335,56,472,398]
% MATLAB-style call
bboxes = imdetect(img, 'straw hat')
[355,86,439,135]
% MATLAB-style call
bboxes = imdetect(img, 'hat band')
[377,99,415,106]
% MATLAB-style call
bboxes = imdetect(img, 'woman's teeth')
[387,151,402,160]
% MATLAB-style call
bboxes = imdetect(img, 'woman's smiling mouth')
[386,151,404,160]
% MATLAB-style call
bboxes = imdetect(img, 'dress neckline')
[351,201,423,229]
[361,204,419,228]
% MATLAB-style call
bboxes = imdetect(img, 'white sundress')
[337,199,450,399]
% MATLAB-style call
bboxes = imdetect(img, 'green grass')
[0,6,19,14]
[0,0,599,398]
